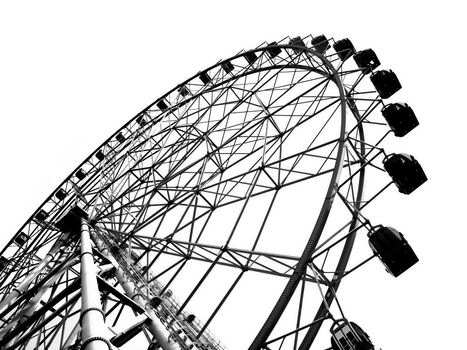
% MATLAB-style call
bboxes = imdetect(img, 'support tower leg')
[80,218,110,350]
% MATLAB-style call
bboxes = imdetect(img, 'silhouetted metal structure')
[0,34,426,350]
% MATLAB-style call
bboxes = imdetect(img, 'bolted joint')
[81,336,112,350]
[80,307,106,325]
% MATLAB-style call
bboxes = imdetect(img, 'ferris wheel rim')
[246,44,349,349]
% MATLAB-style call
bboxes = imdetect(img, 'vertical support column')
[114,268,180,350]
[80,218,110,350]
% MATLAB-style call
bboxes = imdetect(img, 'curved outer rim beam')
[298,95,367,349]
[248,45,347,350]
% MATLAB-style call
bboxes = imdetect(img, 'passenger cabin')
[331,319,374,350]
[381,103,419,137]
[266,41,282,58]
[383,153,427,194]
[136,115,147,126]
[56,188,67,201]
[177,86,190,97]
[76,168,86,181]
[333,38,356,61]
[244,51,258,64]
[370,70,401,99]
[199,71,211,85]
[156,100,169,111]
[0,256,9,271]
[353,49,380,74]
[368,226,418,277]
[222,61,234,73]
[311,35,330,54]
[15,232,28,246]
[289,36,306,54]
[96,150,105,161]
[35,209,49,221]
[116,132,125,143]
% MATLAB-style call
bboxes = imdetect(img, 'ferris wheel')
[0,34,427,350]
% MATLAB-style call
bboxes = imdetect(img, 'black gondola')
[76,168,86,180]
[330,319,374,350]
[96,150,105,161]
[178,86,190,97]
[0,256,9,271]
[199,71,211,85]
[333,38,356,61]
[35,209,48,221]
[156,99,169,111]
[55,188,67,200]
[15,232,28,246]
[221,61,234,73]
[116,132,125,143]
[311,35,330,54]
[383,153,427,194]
[370,70,401,98]
[289,36,306,54]
[136,115,147,126]
[244,51,258,64]
[353,49,380,74]
[368,226,419,277]
[266,41,282,58]
[381,102,419,137]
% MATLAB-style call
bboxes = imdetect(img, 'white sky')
[0,1,465,349]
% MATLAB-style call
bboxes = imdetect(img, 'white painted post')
[80,218,110,350]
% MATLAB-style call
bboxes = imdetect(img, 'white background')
[0,1,465,349]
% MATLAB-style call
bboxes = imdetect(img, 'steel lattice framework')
[0,34,423,350]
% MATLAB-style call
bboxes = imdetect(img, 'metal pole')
[110,313,149,340]
[80,218,111,350]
